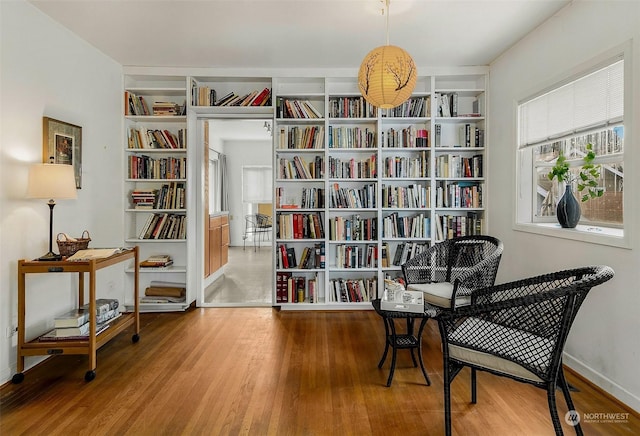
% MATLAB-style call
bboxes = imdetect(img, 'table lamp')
[27,160,77,261]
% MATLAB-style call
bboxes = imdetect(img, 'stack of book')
[130,189,157,209]
[152,101,182,116]
[141,281,186,304]
[140,254,173,269]
[39,299,120,341]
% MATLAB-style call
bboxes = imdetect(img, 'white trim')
[564,352,640,413]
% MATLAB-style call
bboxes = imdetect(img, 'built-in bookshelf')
[273,73,487,310]
[123,75,190,312]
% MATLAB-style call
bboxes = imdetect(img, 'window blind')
[518,59,623,148]
[242,166,272,203]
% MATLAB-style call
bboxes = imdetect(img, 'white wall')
[488,0,640,411]
[223,139,272,246]
[0,0,123,383]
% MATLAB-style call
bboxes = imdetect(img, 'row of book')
[383,152,429,178]
[39,299,120,341]
[277,125,324,150]
[328,126,377,149]
[328,155,377,179]
[433,123,485,148]
[276,212,324,240]
[128,155,186,180]
[329,183,377,209]
[382,212,430,239]
[190,82,272,107]
[334,244,378,269]
[435,182,483,209]
[138,213,186,240]
[275,272,320,304]
[382,127,429,148]
[127,127,186,149]
[329,215,377,241]
[275,187,325,209]
[435,154,483,178]
[381,96,430,118]
[434,212,483,241]
[276,98,322,119]
[277,243,325,269]
[388,242,430,266]
[328,96,378,119]
[125,91,184,116]
[278,156,324,180]
[130,182,186,210]
[381,183,431,209]
[329,277,378,303]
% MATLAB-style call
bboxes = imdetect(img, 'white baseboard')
[564,352,640,413]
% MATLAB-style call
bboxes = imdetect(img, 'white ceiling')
[29,0,571,70]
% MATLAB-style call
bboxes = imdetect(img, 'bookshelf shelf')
[124,75,191,312]
[273,73,487,310]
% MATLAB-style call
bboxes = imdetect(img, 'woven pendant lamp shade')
[358,44,417,109]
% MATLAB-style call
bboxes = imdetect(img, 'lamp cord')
[385,0,390,45]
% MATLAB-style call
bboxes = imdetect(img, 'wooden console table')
[13,247,140,383]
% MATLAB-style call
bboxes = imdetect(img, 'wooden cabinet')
[208,213,229,276]
[13,247,140,383]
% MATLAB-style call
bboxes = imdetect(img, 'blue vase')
[557,185,581,228]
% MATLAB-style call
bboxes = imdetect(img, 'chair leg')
[444,364,452,436]
[547,383,565,436]
[416,318,431,386]
[471,368,477,403]
[559,371,584,436]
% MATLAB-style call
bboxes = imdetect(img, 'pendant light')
[358,0,417,109]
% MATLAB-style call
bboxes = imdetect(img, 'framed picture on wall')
[42,116,82,189]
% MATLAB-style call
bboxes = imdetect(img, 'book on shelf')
[140,254,174,268]
[140,296,186,304]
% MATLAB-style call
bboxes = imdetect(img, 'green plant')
[547,143,604,202]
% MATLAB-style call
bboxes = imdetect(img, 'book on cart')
[54,298,119,328]
[39,313,121,341]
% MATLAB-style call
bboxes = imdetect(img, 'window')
[516,56,626,245]
[242,165,272,204]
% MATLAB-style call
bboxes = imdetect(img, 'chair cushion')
[448,317,553,383]
[406,282,470,308]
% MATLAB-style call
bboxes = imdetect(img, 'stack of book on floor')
[140,254,173,269]
[141,281,186,304]
[39,299,120,341]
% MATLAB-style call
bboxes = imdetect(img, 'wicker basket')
[57,230,91,257]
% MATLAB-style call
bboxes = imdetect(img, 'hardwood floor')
[1,308,637,435]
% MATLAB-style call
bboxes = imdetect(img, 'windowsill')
[513,222,629,249]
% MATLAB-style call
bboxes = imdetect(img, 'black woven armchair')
[438,265,614,436]
[402,235,503,311]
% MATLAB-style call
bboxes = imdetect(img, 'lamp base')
[36,251,62,262]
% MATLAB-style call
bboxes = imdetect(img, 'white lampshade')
[358,45,418,109]
[27,163,77,200]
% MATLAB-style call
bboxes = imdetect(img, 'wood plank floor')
[1,308,638,435]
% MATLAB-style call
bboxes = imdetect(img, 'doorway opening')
[200,118,273,307]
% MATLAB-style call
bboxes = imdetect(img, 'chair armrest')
[440,265,614,334]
